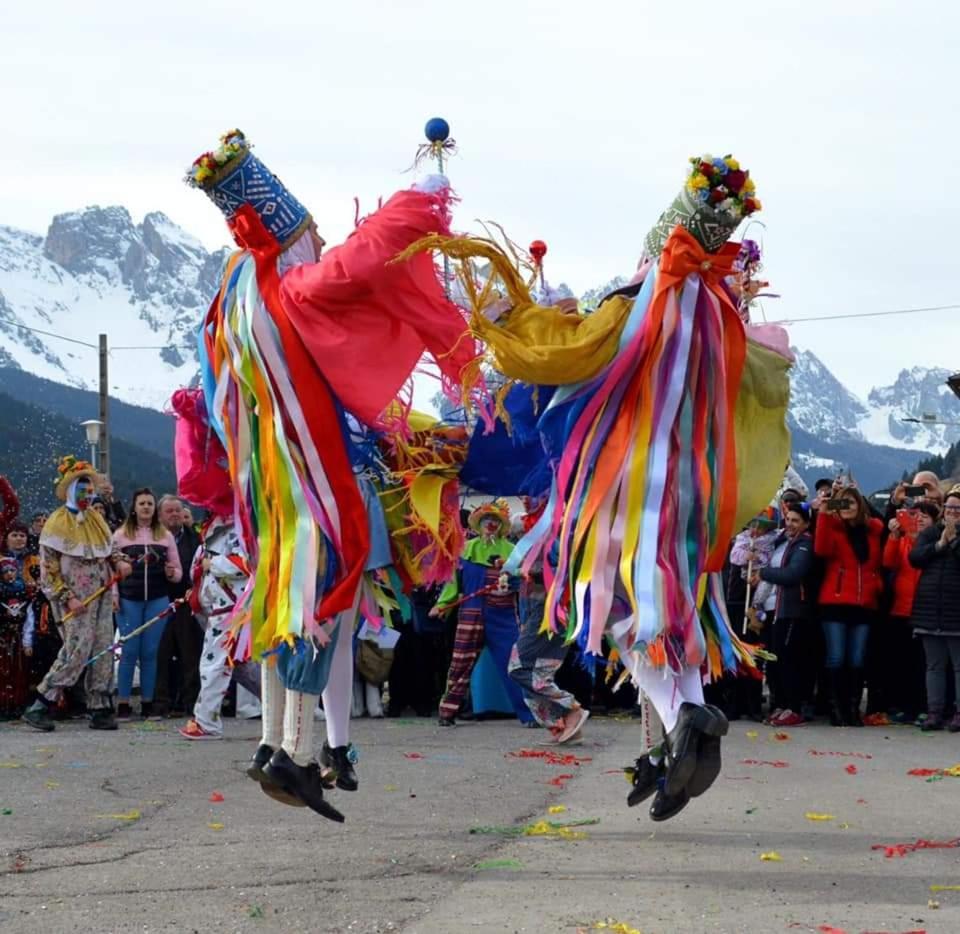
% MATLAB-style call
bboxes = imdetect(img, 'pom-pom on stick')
[415,116,457,172]
[529,239,547,289]
[415,117,458,295]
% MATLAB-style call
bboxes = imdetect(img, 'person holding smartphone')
[886,472,944,526]
[814,487,885,726]
[908,488,960,731]
[881,501,939,722]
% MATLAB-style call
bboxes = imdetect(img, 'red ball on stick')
[529,240,548,264]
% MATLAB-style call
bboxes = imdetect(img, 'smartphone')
[826,498,853,511]
[904,484,926,497]
[897,509,919,536]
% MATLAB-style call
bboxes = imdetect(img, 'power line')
[10,301,960,349]
[4,320,194,353]
[4,322,98,349]
[111,343,195,351]
[770,303,960,325]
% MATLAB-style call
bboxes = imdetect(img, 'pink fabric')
[278,187,477,426]
[744,323,793,362]
[111,526,182,582]
[170,388,233,518]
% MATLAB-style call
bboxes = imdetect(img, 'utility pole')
[99,334,110,479]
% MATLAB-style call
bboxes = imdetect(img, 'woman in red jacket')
[882,500,938,721]
[813,487,885,726]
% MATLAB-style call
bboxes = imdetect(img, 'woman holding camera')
[908,488,960,731]
[814,487,884,726]
[882,500,938,722]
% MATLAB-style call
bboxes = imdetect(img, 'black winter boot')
[827,669,846,727]
[320,742,359,791]
[23,699,55,732]
[89,708,118,730]
[847,668,865,727]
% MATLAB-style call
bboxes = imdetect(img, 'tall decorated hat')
[185,129,312,250]
[54,454,97,501]
[643,154,761,257]
[468,499,511,534]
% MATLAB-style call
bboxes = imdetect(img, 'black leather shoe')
[663,702,728,797]
[626,754,663,807]
[23,700,55,732]
[686,704,727,798]
[438,716,456,727]
[320,742,359,792]
[649,783,690,822]
[89,709,118,730]
[246,744,306,809]
[263,749,345,823]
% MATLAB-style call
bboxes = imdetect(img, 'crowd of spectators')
[0,475,212,723]
[714,469,960,731]
[5,462,959,738]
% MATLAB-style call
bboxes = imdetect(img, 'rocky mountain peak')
[867,365,954,408]
[43,206,138,277]
[787,348,867,441]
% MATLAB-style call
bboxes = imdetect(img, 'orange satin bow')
[657,225,741,286]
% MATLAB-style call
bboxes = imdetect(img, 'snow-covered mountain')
[1,205,956,489]
[788,349,960,455]
[0,206,229,409]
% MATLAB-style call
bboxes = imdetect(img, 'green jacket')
[436,536,514,608]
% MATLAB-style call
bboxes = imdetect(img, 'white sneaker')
[365,681,384,719]
[351,679,365,718]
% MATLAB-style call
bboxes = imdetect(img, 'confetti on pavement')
[96,809,141,821]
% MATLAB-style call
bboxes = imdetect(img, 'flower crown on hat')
[55,454,95,484]
[54,454,97,501]
[184,129,248,189]
[644,153,761,258]
[468,498,511,533]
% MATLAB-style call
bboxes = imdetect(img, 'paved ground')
[2,713,960,934]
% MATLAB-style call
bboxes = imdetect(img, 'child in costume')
[433,501,534,726]
[0,556,30,719]
[186,129,479,820]
[23,456,133,732]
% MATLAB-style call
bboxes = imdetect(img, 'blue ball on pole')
[424,117,450,143]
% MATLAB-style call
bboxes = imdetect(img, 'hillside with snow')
[0,207,229,409]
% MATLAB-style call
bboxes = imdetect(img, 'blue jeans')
[117,597,171,701]
[822,620,870,669]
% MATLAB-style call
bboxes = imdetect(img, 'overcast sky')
[4,1,958,399]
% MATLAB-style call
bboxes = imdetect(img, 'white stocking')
[641,691,664,756]
[260,662,285,749]
[322,585,360,749]
[633,664,705,733]
[282,687,316,767]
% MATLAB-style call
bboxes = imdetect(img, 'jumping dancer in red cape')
[185,129,479,821]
